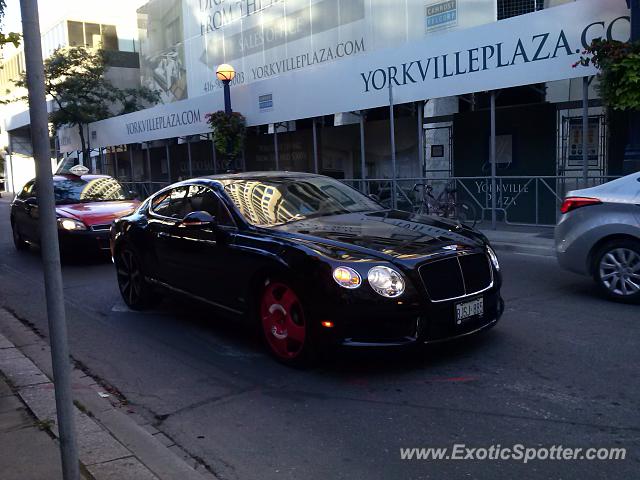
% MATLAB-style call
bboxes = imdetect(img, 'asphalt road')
[0,196,638,480]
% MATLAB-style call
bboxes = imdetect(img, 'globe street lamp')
[216,63,235,115]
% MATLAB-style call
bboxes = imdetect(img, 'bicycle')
[413,182,478,227]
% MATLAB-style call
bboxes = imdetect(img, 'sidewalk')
[0,364,64,479]
[0,309,216,480]
[477,222,556,257]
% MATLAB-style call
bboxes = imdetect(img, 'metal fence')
[343,176,620,227]
[120,181,168,200]
[119,175,620,227]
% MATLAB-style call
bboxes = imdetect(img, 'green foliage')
[0,0,21,48]
[576,39,640,111]
[16,46,159,129]
[15,46,159,154]
[206,111,247,157]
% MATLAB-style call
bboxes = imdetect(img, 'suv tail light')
[560,197,602,214]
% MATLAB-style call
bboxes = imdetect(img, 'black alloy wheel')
[115,247,157,310]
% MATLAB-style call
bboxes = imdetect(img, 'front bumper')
[58,229,111,253]
[314,287,504,348]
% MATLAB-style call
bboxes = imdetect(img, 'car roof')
[52,174,114,182]
[200,171,323,181]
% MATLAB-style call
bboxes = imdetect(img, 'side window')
[151,187,189,219]
[150,191,173,216]
[185,185,234,227]
[151,185,234,226]
[199,189,234,227]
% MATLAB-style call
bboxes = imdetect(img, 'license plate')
[455,298,484,325]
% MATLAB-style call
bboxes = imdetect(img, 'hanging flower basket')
[205,111,247,157]
[575,39,640,111]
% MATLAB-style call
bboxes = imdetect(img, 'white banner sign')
[89,0,630,150]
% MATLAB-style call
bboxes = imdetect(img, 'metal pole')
[389,84,397,210]
[128,145,134,182]
[417,102,425,178]
[274,126,280,170]
[145,144,151,190]
[312,117,319,173]
[187,138,193,177]
[223,80,232,115]
[359,110,366,191]
[165,143,171,183]
[490,91,497,230]
[623,0,640,173]
[19,1,79,479]
[114,147,119,179]
[211,136,217,174]
[582,76,589,187]
[8,134,15,193]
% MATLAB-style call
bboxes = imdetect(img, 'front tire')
[593,239,640,303]
[11,221,29,251]
[115,246,157,310]
[259,278,315,367]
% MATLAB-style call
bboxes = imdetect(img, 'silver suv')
[555,173,640,303]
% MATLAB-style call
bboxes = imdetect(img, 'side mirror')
[180,210,217,227]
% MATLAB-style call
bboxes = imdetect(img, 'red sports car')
[10,174,140,254]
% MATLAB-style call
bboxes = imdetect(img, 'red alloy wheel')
[260,281,306,360]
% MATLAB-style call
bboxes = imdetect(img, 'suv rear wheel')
[593,239,640,303]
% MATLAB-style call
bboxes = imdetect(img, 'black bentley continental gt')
[111,172,504,365]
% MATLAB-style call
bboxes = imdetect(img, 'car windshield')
[222,176,384,227]
[54,177,128,205]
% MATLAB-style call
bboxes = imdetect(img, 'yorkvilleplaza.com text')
[400,444,627,463]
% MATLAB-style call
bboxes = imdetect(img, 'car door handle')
[157,232,170,238]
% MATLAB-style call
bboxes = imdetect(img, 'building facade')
[3,0,634,225]
[0,3,144,195]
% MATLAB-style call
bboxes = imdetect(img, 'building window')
[102,25,118,51]
[67,20,84,47]
[84,23,101,48]
[497,0,543,20]
[66,21,119,50]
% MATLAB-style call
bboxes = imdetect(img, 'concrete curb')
[0,309,216,480]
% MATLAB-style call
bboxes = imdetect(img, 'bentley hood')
[269,210,487,263]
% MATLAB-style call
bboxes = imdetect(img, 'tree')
[0,0,20,48]
[575,39,640,111]
[206,111,247,171]
[16,46,159,160]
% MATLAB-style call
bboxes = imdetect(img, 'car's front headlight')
[332,266,362,289]
[487,246,500,271]
[367,266,405,298]
[58,218,87,231]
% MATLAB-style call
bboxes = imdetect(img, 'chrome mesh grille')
[419,253,493,302]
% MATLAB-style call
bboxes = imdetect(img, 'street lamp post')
[216,63,235,115]
[215,64,236,170]
[624,0,640,173]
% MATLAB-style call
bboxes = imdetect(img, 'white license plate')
[455,298,484,325]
